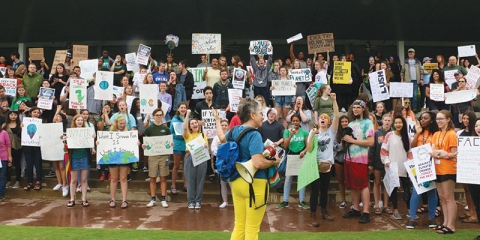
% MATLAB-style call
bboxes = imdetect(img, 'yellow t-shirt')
[184,131,208,151]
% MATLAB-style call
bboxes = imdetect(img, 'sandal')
[374,208,382,215]
[109,200,116,208]
[24,183,33,191]
[435,224,445,231]
[436,226,455,234]
[67,201,75,207]
[462,216,478,223]
[383,208,393,214]
[34,181,42,190]
[435,208,442,217]
[121,201,128,209]
[417,207,428,213]
[82,200,89,207]
[458,213,471,220]
[171,186,178,195]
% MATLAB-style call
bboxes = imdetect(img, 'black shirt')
[258,120,284,143]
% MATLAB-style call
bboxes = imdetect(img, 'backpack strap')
[234,127,258,144]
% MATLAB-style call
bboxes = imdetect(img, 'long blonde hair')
[110,115,127,132]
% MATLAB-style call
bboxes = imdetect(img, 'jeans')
[24,148,42,183]
[283,175,305,203]
[184,153,207,204]
[409,186,438,219]
[412,80,419,109]
[310,172,332,212]
[0,160,7,196]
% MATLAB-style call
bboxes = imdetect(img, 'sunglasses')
[404,102,411,104]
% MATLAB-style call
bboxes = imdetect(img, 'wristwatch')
[437,153,441,158]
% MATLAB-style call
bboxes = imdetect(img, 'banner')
[307,33,335,54]
[249,40,273,55]
[228,89,242,112]
[429,84,444,101]
[96,131,139,164]
[0,78,17,97]
[423,63,438,73]
[306,86,318,108]
[79,59,98,80]
[271,80,296,96]
[72,45,88,68]
[286,33,303,44]
[29,48,44,61]
[443,70,457,89]
[445,89,476,104]
[466,65,480,89]
[21,117,42,146]
[404,161,436,195]
[136,44,151,65]
[369,70,390,102]
[188,67,207,99]
[411,144,436,183]
[37,87,55,110]
[191,33,221,54]
[69,78,87,109]
[66,128,95,149]
[202,109,217,139]
[187,135,211,166]
[286,155,303,176]
[232,68,246,89]
[333,61,351,84]
[161,101,170,117]
[125,52,139,72]
[389,82,413,98]
[138,84,158,114]
[94,71,114,100]
[143,136,173,156]
[458,45,476,57]
[51,50,67,74]
[288,68,312,82]
[457,136,480,184]
[383,162,400,196]
[39,123,64,160]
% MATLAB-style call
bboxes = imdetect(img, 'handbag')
[318,161,332,173]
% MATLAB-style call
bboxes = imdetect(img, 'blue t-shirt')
[227,126,265,181]
[153,72,169,84]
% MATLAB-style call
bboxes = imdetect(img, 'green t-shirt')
[144,123,171,137]
[10,96,31,111]
[283,127,309,153]
[71,148,88,159]
[313,96,333,117]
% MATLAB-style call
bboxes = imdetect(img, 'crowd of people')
[0,43,479,238]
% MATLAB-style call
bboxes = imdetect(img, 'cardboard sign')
[187,135,211,166]
[286,155,303,176]
[286,33,303,44]
[188,67,207,100]
[29,48,44,61]
[271,80,296,96]
[66,128,95,149]
[69,78,87,109]
[0,78,17,97]
[232,68,246,89]
[72,45,88,67]
[51,50,67,74]
[96,131,139,164]
[191,33,222,54]
[412,144,436,183]
[79,59,98,80]
[445,89,476,104]
[333,61,351,84]
[136,44,151,65]
[429,84,444,102]
[404,161,436,194]
[201,109,217,139]
[369,70,390,103]
[94,71,114,100]
[143,136,174,156]
[39,123,64,160]
[249,40,273,55]
[228,89,242,112]
[466,65,480,89]
[307,33,335,54]
[457,136,480,184]
[21,118,42,147]
[37,87,55,110]
[389,82,413,98]
[423,63,438,73]
[288,68,312,82]
[458,45,476,57]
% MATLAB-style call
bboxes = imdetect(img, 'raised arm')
[289,43,296,62]
[183,109,191,139]
[331,93,339,132]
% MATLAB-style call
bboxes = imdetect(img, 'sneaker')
[428,219,437,228]
[392,213,402,220]
[350,204,355,210]
[146,200,157,207]
[406,214,420,220]
[339,201,347,209]
[127,175,132,182]
[276,202,289,209]
[359,213,370,223]
[76,184,82,192]
[161,201,168,208]
[219,202,228,208]
[143,167,148,172]
[298,201,310,210]
[195,202,201,209]
[343,209,361,218]
[62,186,69,197]
[12,182,20,189]
[45,171,56,178]
[53,183,63,191]
[188,203,195,209]
[406,220,415,229]
[359,202,364,207]
[99,173,105,181]
[341,107,346,113]
[132,167,139,172]
[21,172,25,178]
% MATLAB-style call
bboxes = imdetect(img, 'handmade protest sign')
[383,162,400,196]
[228,89,242,112]
[443,70,457,89]
[202,109,217,139]
[406,118,416,141]
[29,48,44,61]
[79,59,98,80]
[288,68,312,82]
[333,61,351,84]
[389,82,413,98]
[172,122,183,136]
[307,33,335,54]
[457,136,480,184]
[188,67,207,99]
[66,128,95,149]
[112,86,124,99]
[72,45,88,67]
[37,87,55,110]
[186,135,211,166]
[249,40,273,55]
[0,67,5,77]
[96,131,139,164]
[404,161,436,194]
[136,44,151,65]
[126,95,135,113]
[21,118,42,147]
[139,84,158,114]
[306,86,318,108]
[125,52,139,72]
[232,68,246,89]
[143,136,173,156]
[69,78,87,109]
[423,63,438,73]
[0,78,17,97]
[466,65,480,89]
[429,84,444,102]
[286,33,303,44]
[458,45,476,57]
[51,50,67,74]
[94,71,114,100]
[39,123,64,160]
[445,89,476,104]
[161,101,170,117]
[411,144,436,183]
[271,80,296,96]
[286,155,303,176]
[192,33,221,54]
[369,70,390,102]
[297,149,319,191]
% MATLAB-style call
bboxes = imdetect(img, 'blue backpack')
[216,127,258,181]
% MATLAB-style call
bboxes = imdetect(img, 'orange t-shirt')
[429,130,457,175]
[415,130,431,147]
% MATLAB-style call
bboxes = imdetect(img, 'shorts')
[108,163,131,168]
[148,155,170,178]
[274,96,293,108]
[435,174,456,183]
[71,157,90,171]
[344,161,369,189]
[173,150,186,156]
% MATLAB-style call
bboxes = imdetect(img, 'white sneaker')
[146,200,157,207]
[341,107,346,113]
[188,203,195,209]
[195,202,201,209]
[219,202,228,208]
[161,201,168,208]
[53,184,63,191]
[359,202,364,207]
[76,184,82,192]
[62,186,69,197]
[378,200,384,209]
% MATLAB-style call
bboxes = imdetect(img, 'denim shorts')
[71,157,90,171]
[173,150,186,156]
[274,96,293,108]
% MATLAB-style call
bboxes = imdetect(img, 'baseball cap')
[407,48,415,52]
[423,57,432,63]
[454,71,460,76]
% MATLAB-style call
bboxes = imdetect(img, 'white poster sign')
[143,135,174,156]
[21,118,42,146]
[228,89,242,112]
[457,136,480,184]
[288,68,312,82]
[201,109,217,139]
[458,45,476,57]
[369,70,390,102]
[429,84,444,102]
[306,86,318,108]
[271,80,296,96]
[66,128,95,149]
[444,70,457,89]
[383,162,400,196]
[466,65,480,89]
[406,118,416,142]
[94,71,114,100]
[125,52,139,72]
[136,44,151,65]
[39,123,64,160]
[232,68,246,89]
[285,155,303,176]
[445,89,476,104]
[139,84,159,114]
[161,101,170,117]
[249,40,273,55]
[172,122,184,136]
[37,87,55,110]
[404,161,436,194]
[186,135,211,166]
[411,144,436,183]
[96,131,139,164]
[191,33,221,54]
[112,86,124,99]
[389,82,413,98]
[0,78,17,97]
[69,78,87,109]
[188,67,207,100]
[286,33,303,44]
[79,59,98,80]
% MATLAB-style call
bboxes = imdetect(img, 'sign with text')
[466,65,480,89]
[125,52,139,72]
[94,71,114,100]
[37,87,55,110]
[297,149,319,191]
[369,70,390,102]
[444,70,457,89]
[0,78,17,97]
[39,123,64,160]
[457,136,480,184]
[139,84,158,114]
[188,67,207,99]
[249,40,273,55]
[29,48,44,61]
[288,68,312,82]
[286,33,303,44]
[232,68,246,89]
[412,144,436,183]
[79,59,98,80]
[228,89,242,112]
[383,162,400,196]
[271,80,296,96]
[96,131,139,164]
[333,61,351,84]
[72,45,88,68]
[445,89,476,104]
[404,161,436,194]
[389,82,413,98]
[306,86,318,108]
[192,33,221,54]
[307,33,335,54]
[51,50,67,74]
[66,128,95,149]
[187,135,211,166]
[286,155,303,176]
[143,135,173,156]
[21,118,42,147]
[112,86,124,99]
[69,78,87,109]
[201,109,217,139]
[161,101,170,117]
[136,44,151,65]
[423,63,438,73]
[429,84,444,102]
[458,45,476,57]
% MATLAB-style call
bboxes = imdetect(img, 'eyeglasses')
[404,102,411,104]
[154,114,163,117]
[459,81,466,83]
[436,118,446,121]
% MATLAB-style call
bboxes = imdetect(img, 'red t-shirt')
[229,114,241,128]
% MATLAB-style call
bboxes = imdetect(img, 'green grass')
[0,225,478,240]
